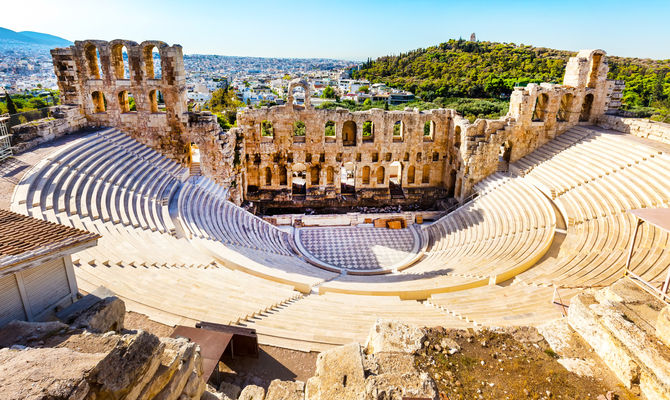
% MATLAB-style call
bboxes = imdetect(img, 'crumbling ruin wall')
[597,115,670,145]
[239,50,614,206]
[9,105,87,153]
[238,100,458,208]
[457,49,612,197]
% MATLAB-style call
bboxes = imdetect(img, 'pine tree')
[4,91,17,115]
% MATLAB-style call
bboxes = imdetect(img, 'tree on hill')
[4,91,18,115]
[321,86,337,99]
[353,39,670,121]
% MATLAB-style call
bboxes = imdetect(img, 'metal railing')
[0,118,12,162]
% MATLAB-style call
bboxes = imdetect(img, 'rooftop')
[0,209,99,270]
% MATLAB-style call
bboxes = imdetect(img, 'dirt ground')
[416,327,639,400]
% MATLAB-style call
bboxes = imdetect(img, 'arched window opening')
[247,166,259,193]
[532,93,549,122]
[326,167,335,185]
[149,90,166,113]
[279,165,288,186]
[325,120,336,142]
[403,152,410,162]
[407,165,416,184]
[343,121,356,146]
[362,121,374,142]
[293,120,305,143]
[376,166,385,185]
[118,91,136,113]
[580,93,594,122]
[454,126,462,150]
[416,152,422,162]
[85,44,103,80]
[447,170,458,197]
[422,165,431,184]
[290,86,305,106]
[432,152,439,161]
[292,163,306,195]
[393,121,404,142]
[588,53,603,89]
[143,45,162,80]
[310,166,321,185]
[341,163,356,194]
[91,91,106,113]
[111,44,130,80]
[265,167,272,186]
[362,166,371,185]
[389,161,403,196]
[423,120,435,141]
[261,120,274,138]
[557,93,573,122]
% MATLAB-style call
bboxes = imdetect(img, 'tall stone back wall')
[238,104,460,206]
[51,40,191,164]
[239,50,614,205]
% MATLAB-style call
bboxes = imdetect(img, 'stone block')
[364,319,425,355]
[239,384,265,400]
[72,296,126,333]
[265,379,304,400]
[308,342,365,400]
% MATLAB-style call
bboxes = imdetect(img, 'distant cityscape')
[0,43,416,110]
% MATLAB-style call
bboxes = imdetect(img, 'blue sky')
[5,0,670,60]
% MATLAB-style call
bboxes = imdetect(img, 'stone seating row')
[519,128,664,199]
[510,127,670,288]
[426,284,579,327]
[515,213,670,288]
[238,292,472,352]
[12,128,184,235]
[189,235,338,294]
[32,209,215,269]
[316,176,556,299]
[74,261,301,328]
[178,176,294,256]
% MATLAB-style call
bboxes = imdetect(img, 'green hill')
[353,39,670,122]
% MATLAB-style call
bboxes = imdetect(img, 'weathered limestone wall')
[458,49,612,197]
[238,103,457,207]
[9,105,87,153]
[239,50,614,205]
[49,42,616,207]
[50,39,237,190]
[597,115,670,145]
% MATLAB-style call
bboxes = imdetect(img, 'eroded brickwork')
[239,50,614,207]
[50,42,614,209]
[50,39,240,192]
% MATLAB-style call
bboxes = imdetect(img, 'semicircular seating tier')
[9,125,670,352]
[318,176,557,299]
[509,126,670,289]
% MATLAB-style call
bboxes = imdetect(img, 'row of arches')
[250,162,433,193]
[85,43,162,81]
[90,89,165,114]
[259,119,439,144]
[531,92,594,123]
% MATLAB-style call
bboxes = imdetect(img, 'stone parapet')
[597,115,670,145]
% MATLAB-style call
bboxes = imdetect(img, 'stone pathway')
[297,226,418,271]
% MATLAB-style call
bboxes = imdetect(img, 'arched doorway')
[343,121,356,146]
[389,161,403,198]
[580,93,594,122]
[292,163,307,196]
[340,162,355,194]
